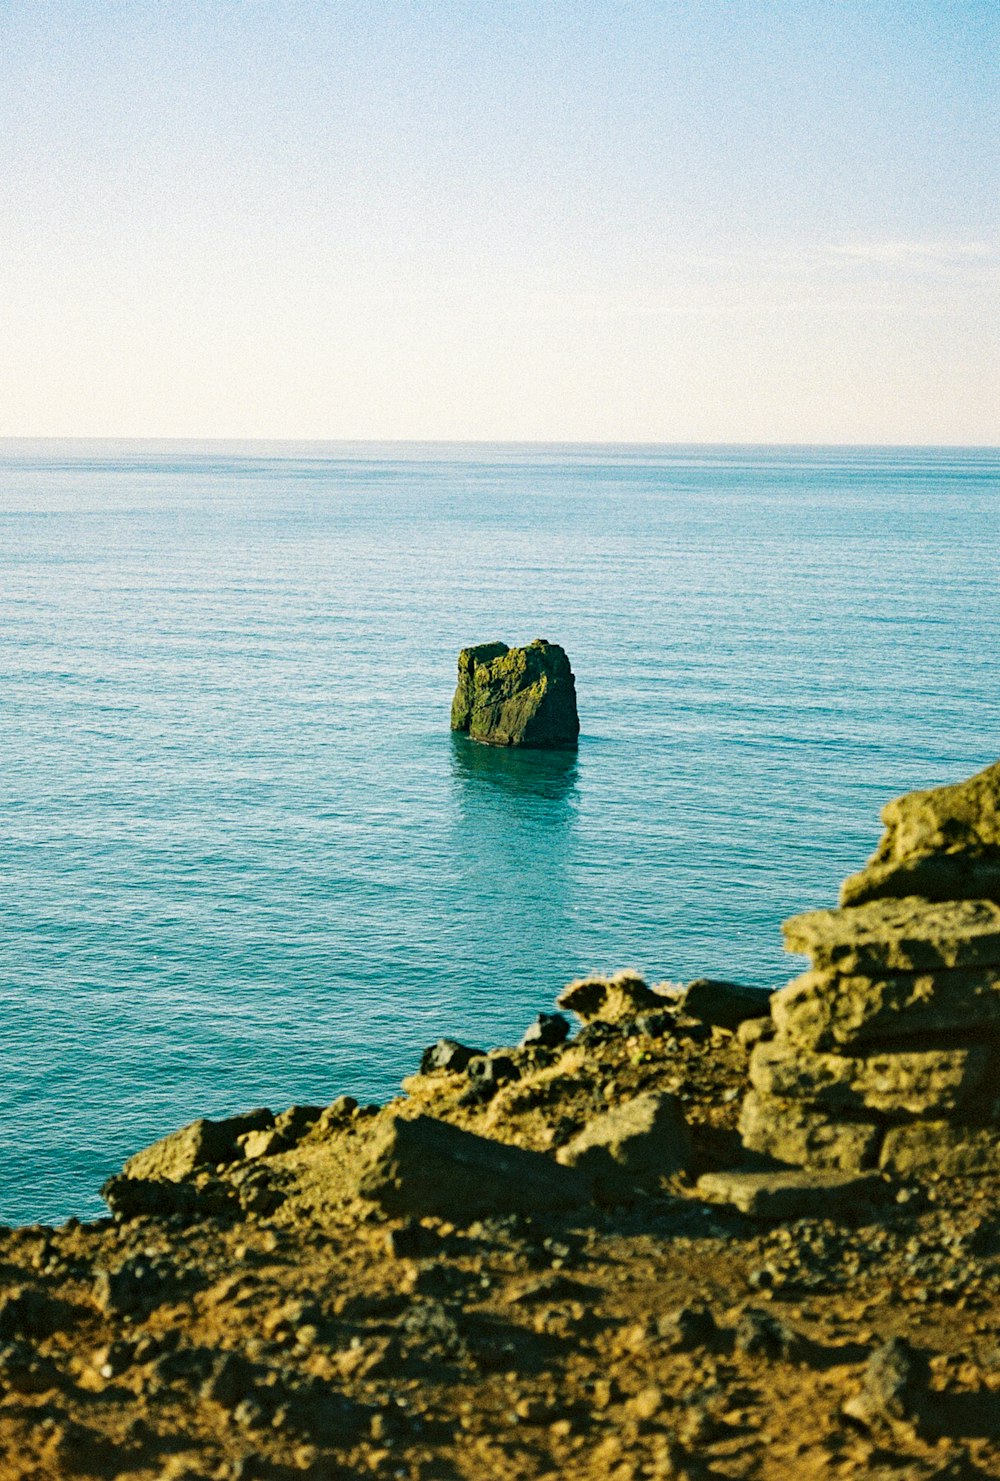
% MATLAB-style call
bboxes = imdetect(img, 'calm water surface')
[1,442,997,1224]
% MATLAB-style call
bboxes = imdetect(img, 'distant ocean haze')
[1,441,997,1224]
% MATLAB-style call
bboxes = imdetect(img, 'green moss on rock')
[450,638,580,748]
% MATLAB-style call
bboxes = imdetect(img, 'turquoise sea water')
[2,442,998,1226]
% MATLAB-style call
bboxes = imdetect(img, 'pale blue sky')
[1,1,997,440]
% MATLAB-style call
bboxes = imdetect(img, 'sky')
[0,1,997,442]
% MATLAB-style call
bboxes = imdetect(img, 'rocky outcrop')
[739,760,1000,1176]
[840,757,1000,906]
[450,638,580,748]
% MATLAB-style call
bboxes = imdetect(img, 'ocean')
[1,442,997,1226]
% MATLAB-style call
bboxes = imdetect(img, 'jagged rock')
[557,970,663,1023]
[782,897,1000,975]
[419,1039,485,1075]
[122,1109,274,1183]
[273,1106,323,1142]
[556,1092,691,1197]
[239,1128,287,1160]
[450,639,579,748]
[770,965,1000,1049]
[463,1053,520,1104]
[696,1168,887,1219]
[520,1012,570,1048]
[879,1121,1000,1178]
[840,759,1000,909]
[100,1174,239,1222]
[354,1114,591,1220]
[733,1308,804,1361]
[842,1336,932,1429]
[681,978,769,1032]
[738,1090,881,1171]
[748,1039,992,1116]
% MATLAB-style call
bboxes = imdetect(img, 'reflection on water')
[449,734,579,807]
[447,736,579,982]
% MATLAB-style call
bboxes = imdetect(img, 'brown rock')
[681,978,769,1032]
[557,970,663,1023]
[841,758,1000,905]
[782,896,1000,975]
[770,965,1000,1049]
[738,1090,881,1171]
[748,1038,992,1116]
[122,1109,274,1182]
[879,1121,1000,1178]
[354,1114,591,1220]
[696,1168,887,1219]
[556,1091,691,1197]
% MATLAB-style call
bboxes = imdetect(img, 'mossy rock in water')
[450,638,579,748]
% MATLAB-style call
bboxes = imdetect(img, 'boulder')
[419,1039,485,1075]
[770,965,1000,1050]
[122,1109,274,1183]
[557,970,663,1023]
[748,1039,992,1117]
[353,1114,591,1220]
[450,639,579,748]
[840,759,1000,911]
[556,1092,691,1197]
[696,1168,887,1220]
[681,978,769,1032]
[782,897,1000,975]
[738,1090,881,1171]
[879,1121,1000,1179]
[520,1012,571,1049]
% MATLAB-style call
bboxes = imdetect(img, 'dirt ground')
[2,1003,998,1480]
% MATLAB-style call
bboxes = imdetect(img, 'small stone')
[419,1039,485,1075]
[520,1013,570,1049]
[463,1053,520,1103]
[239,1129,287,1160]
[656,1303,718,1351]
[842,1336,932,1428]
[734,1308,802,1360]
[557,970,666,1023]
[628,1385,663,1420]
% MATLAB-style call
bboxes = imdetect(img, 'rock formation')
[739,761,1000,1177]
[450,638,580,748]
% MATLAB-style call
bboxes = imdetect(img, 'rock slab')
[696,1168,888,1220]
[557,1091,691,1196]
[450,639,579,748]
[354,1114,591,1220]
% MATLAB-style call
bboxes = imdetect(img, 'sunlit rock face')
[450,638,580,749]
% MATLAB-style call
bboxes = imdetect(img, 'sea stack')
[738,758,1000,1178]
[450,638,580,748]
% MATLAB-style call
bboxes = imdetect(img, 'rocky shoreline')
[2,764,1000,1480]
